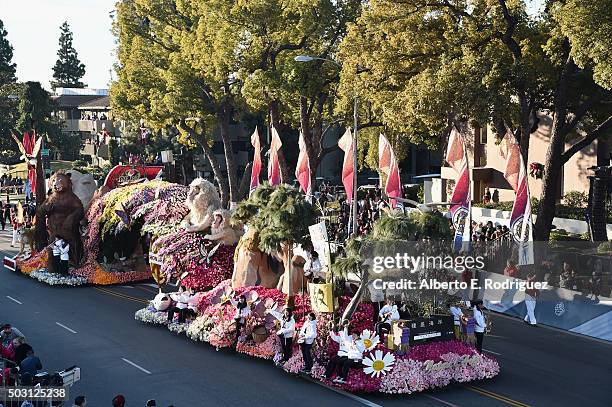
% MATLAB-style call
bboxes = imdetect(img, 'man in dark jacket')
[19,349,42,376]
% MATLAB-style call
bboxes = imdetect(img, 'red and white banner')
[250,127,262,194]
[268,126,283,186]
[509,154,534,265]
[338,128,355,203]
[445,127,471,252]
[23,132,37,190]
[378,134,402,207]
[295,131,311,195]
[500,130,520,192]
[500,129,534,264]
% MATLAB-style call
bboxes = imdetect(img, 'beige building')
[440,114,611,203]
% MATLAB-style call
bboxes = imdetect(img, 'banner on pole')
[445,128,471,252]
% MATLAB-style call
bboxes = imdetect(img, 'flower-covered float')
[135,185,500,395]
[13,176,239,287]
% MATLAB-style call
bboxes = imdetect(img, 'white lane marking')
[55,322,77,334]
[6,296,22,304]
[306,377,382,407]
[483,348,502,355]
[143,283,158,288]
[424,394,461,407]
[122,285,134,288]
[121,358,152,374]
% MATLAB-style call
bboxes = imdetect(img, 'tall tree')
[111,0,243,204]
[338,0,612,240]
[204,0,361,182]
[0,19,19,163]
[51,22,86,89]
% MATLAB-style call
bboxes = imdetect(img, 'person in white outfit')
[473,300,486,352]
[524,273,539,326]
[298,312,317,373]
[167,287,190,323]
[304,252,324,283]
[376,299,400,337]
[58,238,70,274]
[267,308,295,362]
[324,323,349,379]
[230,295,251,347]
[335,330,366,383]
[52,237,62,273]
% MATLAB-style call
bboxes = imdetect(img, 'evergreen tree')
[51,22,86,89]
[0,18,19,163]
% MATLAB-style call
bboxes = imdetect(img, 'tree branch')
[563,89,609,133]
[561,115,612,164]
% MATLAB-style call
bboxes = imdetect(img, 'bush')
[563,191,588,208]
[597,241,612,254]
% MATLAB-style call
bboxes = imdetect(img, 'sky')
[1,0,117,91]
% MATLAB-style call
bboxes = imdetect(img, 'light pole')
[294,55,359,236]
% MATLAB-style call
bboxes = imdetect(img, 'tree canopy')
[337,0,612,239]
[51,22,86,89]
[0,19,19,163]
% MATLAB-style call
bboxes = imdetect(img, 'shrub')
[563,191,588,208]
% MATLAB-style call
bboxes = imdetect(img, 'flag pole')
[352,97,358,237]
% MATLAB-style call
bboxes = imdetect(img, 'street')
[0,230,610,407]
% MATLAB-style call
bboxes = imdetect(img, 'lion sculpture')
[181,178,221,233]
[37,171,85,265]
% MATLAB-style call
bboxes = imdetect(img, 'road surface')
[0,230,610,406]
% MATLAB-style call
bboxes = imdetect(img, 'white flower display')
[363,350,396,378]
[30,270,87,286]
[359,329,380,351]
[135,308,168,325]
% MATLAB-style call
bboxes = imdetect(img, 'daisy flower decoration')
[362,350,395,378]
[359,329,380,351]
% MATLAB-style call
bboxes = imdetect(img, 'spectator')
[73,395,87,407]
[1,324,24,346]
[112,395,125,407]
[588,259,603,302]
[19,349,42,376]
[503,259,519,278]
[12,337,32,366]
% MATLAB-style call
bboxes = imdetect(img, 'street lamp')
[294,55,359,237]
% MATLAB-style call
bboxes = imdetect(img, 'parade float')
[7,165,209,286]
[134,184,500,395]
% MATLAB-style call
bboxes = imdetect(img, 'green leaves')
[231,183,316,254]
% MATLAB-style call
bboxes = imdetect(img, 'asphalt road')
[0,229,610,407]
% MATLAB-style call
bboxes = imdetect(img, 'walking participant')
[267,307,295,362]
[298,312,317,374]
[449,300,463,340]
[473,300,486,352]
[524,272,539,326]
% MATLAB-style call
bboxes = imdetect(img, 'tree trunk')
[218,97,238,203]
[237,162,252,201]
[340,269,369,323]
[180,120,230,206]
[269,101,290,183]
[534,56,575,241]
